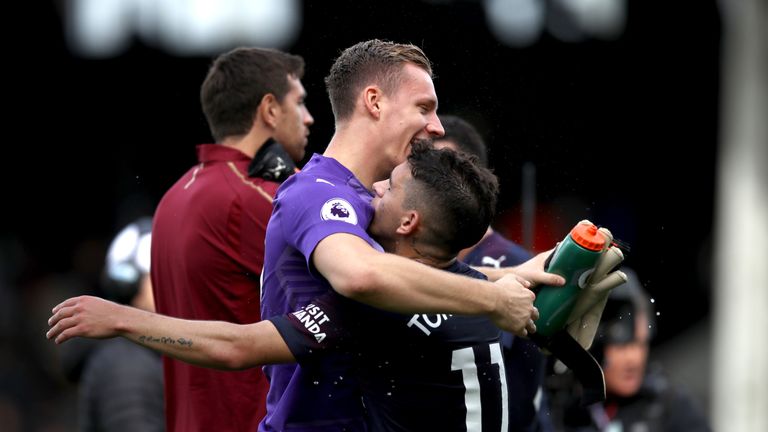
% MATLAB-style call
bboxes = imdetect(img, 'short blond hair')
[324,39,432,121]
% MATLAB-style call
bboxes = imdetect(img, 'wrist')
[113,304,139,337]
[482,279,503,317]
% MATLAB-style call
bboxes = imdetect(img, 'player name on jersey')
[407,313,453,336]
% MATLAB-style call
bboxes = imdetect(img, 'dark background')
[3,0,720,429]
[15,0,719,340]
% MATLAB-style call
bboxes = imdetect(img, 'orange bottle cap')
[570,222,605,251]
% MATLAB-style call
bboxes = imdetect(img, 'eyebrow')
[419,97,437,111]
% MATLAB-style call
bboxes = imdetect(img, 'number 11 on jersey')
[451,342,509,431]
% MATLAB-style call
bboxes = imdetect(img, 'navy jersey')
[462,231,549,432]
[463,231,532,269]
[271,261,509,431]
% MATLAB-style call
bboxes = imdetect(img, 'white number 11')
[451,343,509,431]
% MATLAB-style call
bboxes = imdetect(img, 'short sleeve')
[269,291,357,364]
[275,177,375,267]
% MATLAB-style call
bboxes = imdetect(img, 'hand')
[491,274,540,337]
[510,249,566,288]
[46,295,126,344]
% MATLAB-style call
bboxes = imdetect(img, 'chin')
[289,148,305,162]
[368,222,382,238]
[609,380,642,398]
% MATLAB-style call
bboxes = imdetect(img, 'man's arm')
[312,234,561,336]
[472,249,556,282]
[47,296,294,369]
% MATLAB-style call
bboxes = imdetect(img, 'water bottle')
[534,220,606,337]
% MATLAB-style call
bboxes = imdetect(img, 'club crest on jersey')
[321,198,358,225]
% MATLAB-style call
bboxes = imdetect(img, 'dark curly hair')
[405,141,499,255]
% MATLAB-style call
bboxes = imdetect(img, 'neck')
[323,121,392,189]
[219,127,273,159]
[393,237,457,269]
[414,255,457,269]
[456,227,494,261]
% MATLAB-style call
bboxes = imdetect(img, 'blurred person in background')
[544,268,711,431]
[78,217,164,432]
[435,114,551,432]
[150,47,313,432]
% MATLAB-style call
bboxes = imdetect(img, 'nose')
[425,113,444,137]
[372,180,386,197]
[304,107,314,126]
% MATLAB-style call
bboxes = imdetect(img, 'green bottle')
[534,220,606,337]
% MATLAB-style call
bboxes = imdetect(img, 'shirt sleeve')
[269,291,357,364]
[276,176,375,267]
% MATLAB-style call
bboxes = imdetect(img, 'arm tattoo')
[138,335,194,347]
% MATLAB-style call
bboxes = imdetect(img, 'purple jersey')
[271,261,508,432]
[260,154,381,432]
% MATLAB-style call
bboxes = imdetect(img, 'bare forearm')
[47,296,292,370]
[343,253,498,315]
[474,249,565,285]
[117,309,254,370]
[472,266,506,282]
[315,236,497,315]
[313,235,540,335]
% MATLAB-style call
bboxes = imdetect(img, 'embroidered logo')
[321,198,358,225]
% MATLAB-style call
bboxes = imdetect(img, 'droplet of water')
[313,381,319,385]
[650,298,655,303]
[656,311,661,316]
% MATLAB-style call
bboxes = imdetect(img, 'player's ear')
[363,86,382,119]
[258,93,280,129]
[396,211,419,236]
